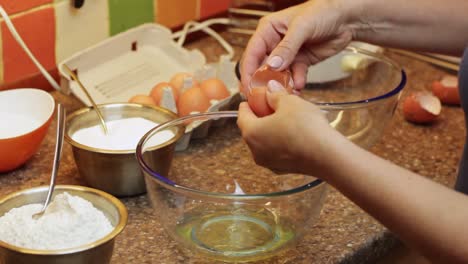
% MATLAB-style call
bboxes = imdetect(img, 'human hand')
[237,81,343,178]
[240,0,354,95]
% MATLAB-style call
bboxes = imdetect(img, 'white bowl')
[0,88,55,172]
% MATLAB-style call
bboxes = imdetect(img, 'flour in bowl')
[0,192,113,250]
[71,117,174,150]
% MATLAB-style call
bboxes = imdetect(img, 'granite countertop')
[0,32,465,263]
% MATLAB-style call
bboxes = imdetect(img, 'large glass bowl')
[301,46,406,148]
[137,47,405,262]
[137,112,327,262]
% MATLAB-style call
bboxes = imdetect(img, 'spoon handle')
[63,64,108,135]
[41,104,66,212]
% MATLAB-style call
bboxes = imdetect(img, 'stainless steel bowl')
[0,185,127,264]
[65,103,184,197]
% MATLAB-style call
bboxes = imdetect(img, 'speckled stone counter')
[0,32,464,263]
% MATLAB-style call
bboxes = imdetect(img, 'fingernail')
[289,78,294,88]
[267,80,285,92]
[267,56,283,69]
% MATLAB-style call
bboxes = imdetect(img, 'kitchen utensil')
[63,64,108,134]
[0,185,127,264]
[137,111,327,263]
[65,103,184,197]
[0,89,55,172]
[301,46,406,149]
[389,48,459,71]
[32,104,66,219]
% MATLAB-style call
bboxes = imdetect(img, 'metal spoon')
[33,104,66,219]
[63,64,109,135]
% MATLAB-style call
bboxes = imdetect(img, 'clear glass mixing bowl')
[136,112,327,262]
[137,46,406,262]
[301,46,406,149]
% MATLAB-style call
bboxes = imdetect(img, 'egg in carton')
[158,56,241,151]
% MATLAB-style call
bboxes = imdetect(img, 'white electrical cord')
[0,6,61,91]
[172,18,234,60]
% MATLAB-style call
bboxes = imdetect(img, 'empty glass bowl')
[301,46,406,148]
[136,112,327,262]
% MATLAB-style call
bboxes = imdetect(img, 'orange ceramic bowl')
[0,89,55,172]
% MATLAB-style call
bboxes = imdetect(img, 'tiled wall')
[0,0,232,90]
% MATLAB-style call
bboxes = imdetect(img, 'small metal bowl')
[0,185,127,264]
[65,103,184,197]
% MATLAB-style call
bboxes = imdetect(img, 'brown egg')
[169,72,198,93]
[177,86,211,116]
[247,86,273,117]
[402,92,441,124]
[128,95,156,106]
[432,75,460,105]
[150,82,179,105]
[250,65,293,92]
[200,78,230,100]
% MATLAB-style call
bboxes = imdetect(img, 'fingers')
[266,80,288,110]
[237,102,257,132]
[240,18,283,91]
[288,31,353,89]
[291,62,309,90]
[266,21,307,71]
[240,41,265,92]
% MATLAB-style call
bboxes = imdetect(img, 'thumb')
[237,102,258,132]
[267,24,306,71]
[266,80,288,110]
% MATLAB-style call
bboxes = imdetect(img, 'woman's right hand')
[240,0,356,94]
[237,83,346,178]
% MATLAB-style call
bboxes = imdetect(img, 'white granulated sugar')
[0,192,113,250]
[72,117,174,150]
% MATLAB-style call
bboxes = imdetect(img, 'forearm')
[314,134,468,263]
[345,0,468,55]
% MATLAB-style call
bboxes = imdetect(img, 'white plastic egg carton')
[57,22,241,151]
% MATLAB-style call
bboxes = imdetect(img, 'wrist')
[337,0,372,42]
[300,125,352,181]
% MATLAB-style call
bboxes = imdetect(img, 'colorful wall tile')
[0,0,52,15]
[0,0,233,89]
[199,0,231,19]
[0,28,3,83]
[2,6,56,83]
[108,0,154,36]
[156,0,198,29]
[55,0,110,63]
